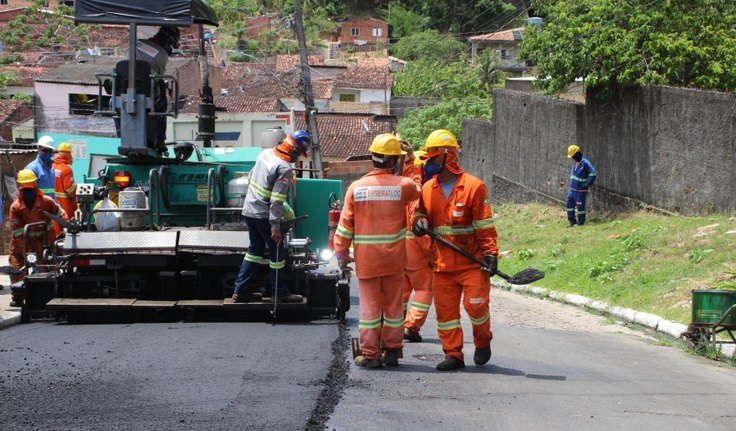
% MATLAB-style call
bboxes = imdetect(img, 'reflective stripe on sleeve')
[335,225,353,239]
[472,218,494,230]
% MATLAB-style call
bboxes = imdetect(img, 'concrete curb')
[0,311,21,331]
[496,280,736,358]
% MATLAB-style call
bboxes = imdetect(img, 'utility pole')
[293,0,323,178]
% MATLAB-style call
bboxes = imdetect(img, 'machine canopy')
[75,0,219,27]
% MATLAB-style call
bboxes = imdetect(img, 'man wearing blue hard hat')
[232,130,311,303]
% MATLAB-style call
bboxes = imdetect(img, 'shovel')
[351,337,362,359]
[424,230,545,285]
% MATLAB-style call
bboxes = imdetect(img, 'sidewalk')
[0,255,21,330]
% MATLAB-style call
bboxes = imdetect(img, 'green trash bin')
[692,290,736,325]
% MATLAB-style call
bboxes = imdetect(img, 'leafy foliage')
[390,29,465,63]
[521,0,736,93]
[0,1,90,52]
[396,0,516,33]
[396,98,492,148]
[388,4,430,39]
[393,59,492,98]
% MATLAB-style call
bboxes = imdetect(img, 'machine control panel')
[76,183,96,203]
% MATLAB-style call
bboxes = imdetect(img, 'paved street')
[1,278,735,430]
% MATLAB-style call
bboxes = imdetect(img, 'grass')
[494,203,736,324]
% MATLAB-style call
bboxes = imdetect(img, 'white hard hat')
[37,135,55,150]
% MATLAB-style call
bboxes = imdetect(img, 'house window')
[500,49,508,59]
[339,93,356,102]
[0,1,8,5]
[351,28,359,37]
[69,93,111,116]
[372,28,382,37]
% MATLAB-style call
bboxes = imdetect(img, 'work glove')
[483,254,498,274]
[337,255,354,274]
[412,218,428,237]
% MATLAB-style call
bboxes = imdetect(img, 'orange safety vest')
[414,172,498,272]
[9,190,66,259]
[53,153,78,216]
[334,169,421,279]
[403,162,432,270]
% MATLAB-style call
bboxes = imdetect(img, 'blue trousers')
[233,217,289,297]
[566,190,588,225]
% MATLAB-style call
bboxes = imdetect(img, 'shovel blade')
[507,269,545,285]
[351,337,362,359]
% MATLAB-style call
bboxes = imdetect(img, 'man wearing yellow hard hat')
[334,133,421,369]
[401,146,434,343]
[411,129,499,371]
[8,169,67,307]
[566,144,596,227]
[53,142,78,219]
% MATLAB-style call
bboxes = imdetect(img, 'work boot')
[436,355,465,371]
[232,292,262,303]
[355,355,383,369]
[403,328,423,343]
[266,293,303,303]
[567,220,577,227]
[382,348,401,367]
[474,346,492,365]
[9,299,23,308]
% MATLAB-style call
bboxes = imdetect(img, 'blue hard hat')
[290,130,311,155]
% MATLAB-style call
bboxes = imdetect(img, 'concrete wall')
[389,96,440,119]
[462,87,736,215]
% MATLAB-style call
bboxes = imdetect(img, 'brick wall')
[324,160,374,198]
[246,16,272,38]
[339,19,388,45]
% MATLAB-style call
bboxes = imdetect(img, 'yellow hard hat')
[368,133,405,156]
[17,169,38,189]
[58,142,72,153]
[567,144,580,158]
[425,129,459,150]
[413,150,427,166]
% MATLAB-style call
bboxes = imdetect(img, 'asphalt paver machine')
[20,0,349,323]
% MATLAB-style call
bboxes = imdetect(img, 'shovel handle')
[424,229,505,277]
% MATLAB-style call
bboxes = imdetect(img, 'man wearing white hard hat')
[24,135,57,199]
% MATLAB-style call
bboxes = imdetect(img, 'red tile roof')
[295,113,397,159]
[335,65,392,90]
[469,27,525,42]
[356,57,390,68]
[179,95,285,114]
[275,54,325,73]
[222,63,334,99]
[0,99,26,122]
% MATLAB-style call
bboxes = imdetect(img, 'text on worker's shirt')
[354,186,402,202]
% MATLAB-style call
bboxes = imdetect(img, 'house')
[34,57,217,136]
[0,98,31,141]
[0,1,32,14]
[332,65,392,113]
[295,112,396,162]
[339,18,388,48]
[0,65,51,97]
[169,95,293,147]
[469,26,531,76]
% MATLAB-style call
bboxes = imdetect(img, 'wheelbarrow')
[681,289,736,358]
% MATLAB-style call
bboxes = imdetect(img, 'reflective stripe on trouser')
[433,268,492,362]
[233,217,289,297]
[358,272,405,360]
[402,264,433,333]
[566,190,588,225]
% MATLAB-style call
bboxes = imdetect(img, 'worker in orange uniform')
[334,134,421,369]
[8,169,67,307]
[402,149,433,343]
[412,129,499,371]
[53,142,78,221]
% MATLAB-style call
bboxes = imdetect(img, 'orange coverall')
[402,163,433,334]
[53,152,78,217]
[414,172,499,362]
[9,190,66,283]
[334,169,421,360]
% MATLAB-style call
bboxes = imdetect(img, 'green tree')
[396,98,493,148]
[390,29,465,63]
[393,59,492,98]
[396,0,516,33]
[388,4,429,39]
[521,0,736,94]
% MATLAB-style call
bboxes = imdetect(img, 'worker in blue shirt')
[25,135,57,199]
[566,144,596,227]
